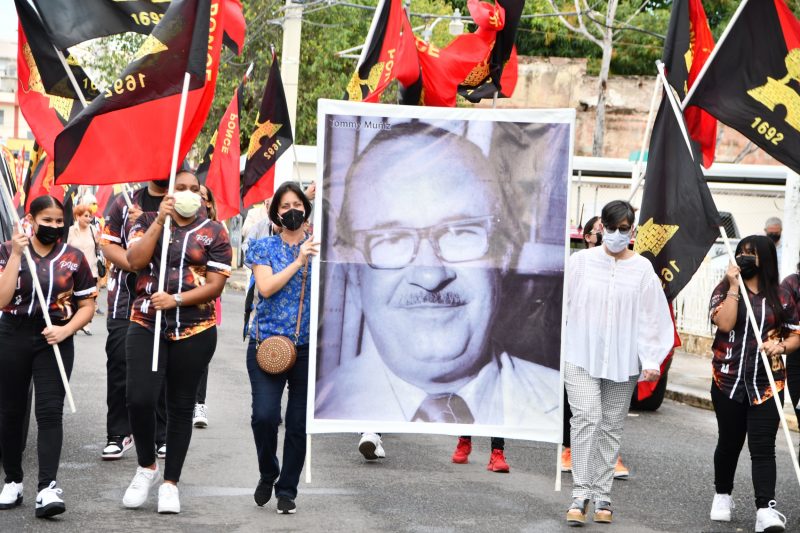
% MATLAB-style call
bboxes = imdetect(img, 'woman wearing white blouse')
[563,200,674,526]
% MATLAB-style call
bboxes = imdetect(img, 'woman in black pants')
[0,195,96,518]
[121,170,231,514]
[708,235,800,532]
[247,182,318,514]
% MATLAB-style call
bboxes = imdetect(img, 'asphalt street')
[2,288,800,533]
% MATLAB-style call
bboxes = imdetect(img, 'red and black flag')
[243,50,293,208]
[202,75,247,221]
[661,0,716,167]
[25,156,63,212]
[344,0,412,102]
[14,0,99,101]
[95,184,134,217]
[54,0,225,185]
[30,0,245,55]
[634,93,721,301]
[686,0,800,173]
[16,0,93,156]
[414,32,495,107]
[457,0,522,102]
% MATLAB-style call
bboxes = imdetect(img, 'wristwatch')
[173,293,183,307]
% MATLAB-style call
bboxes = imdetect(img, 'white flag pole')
[628,76,661,202]
[52,47,88,108]
[657,62,800,489]
[151,72,192,372]
[305,434,312,484]
[121,184,134,209]
[680,0,750,110]
[0,150,76,413]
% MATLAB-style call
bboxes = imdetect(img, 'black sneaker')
[276,497,296,514]
[254,478,274,507]
[101,435,133,460]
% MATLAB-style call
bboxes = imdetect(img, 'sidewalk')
[667,349,799,432]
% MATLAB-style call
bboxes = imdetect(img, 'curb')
[666,387,799,433]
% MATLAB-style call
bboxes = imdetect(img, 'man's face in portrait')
[344,132,509,394]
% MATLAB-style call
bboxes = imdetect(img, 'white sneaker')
[358,433,385,460]
[157,483,180,514]
[710,493,734,521]
[35,481,65,518]
[157,444,167,459]
[193,403,208,428]
[122,464,161,508]
[755,500,786,533]
[0,481,23,509]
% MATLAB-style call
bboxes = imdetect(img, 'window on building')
[0,109,5,126]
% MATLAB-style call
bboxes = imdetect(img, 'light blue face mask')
[603,228,630,253]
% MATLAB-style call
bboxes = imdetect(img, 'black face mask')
[594,232,602,245]
[279,209,305,231]
[736,255,759,279]
[35,224,62,245]
[152,179,170,189]
[767,232,781,243]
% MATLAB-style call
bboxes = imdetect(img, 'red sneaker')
[487,449,510,473]
[451,437,472,464]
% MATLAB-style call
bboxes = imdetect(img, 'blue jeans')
[246,339,308,500]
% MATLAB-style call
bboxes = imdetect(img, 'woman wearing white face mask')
[562,200,674,526]
[119,171,232,515]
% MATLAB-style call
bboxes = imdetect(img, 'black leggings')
[711,383,782,509]
[126,323,216,483]
[0,316,74,491]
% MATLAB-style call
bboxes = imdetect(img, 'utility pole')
[782,171,800,280]
[275,0,303,191]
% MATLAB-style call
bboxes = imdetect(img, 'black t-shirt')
[139,189,163,213]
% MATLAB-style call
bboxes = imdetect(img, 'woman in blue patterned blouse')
[245,182,318,515]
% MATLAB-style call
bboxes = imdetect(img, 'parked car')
[0,195,33,463]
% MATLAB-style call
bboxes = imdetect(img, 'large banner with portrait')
[308,101,575,442]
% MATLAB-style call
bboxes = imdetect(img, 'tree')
[543,0,655,156]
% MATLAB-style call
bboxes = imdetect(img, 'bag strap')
[88,225,101,256]
[293,260,309,344]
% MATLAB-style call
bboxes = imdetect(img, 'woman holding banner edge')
[708,236,800,532]
[247,182,318,515]
[121,170,231,515]
[0,195,97,518]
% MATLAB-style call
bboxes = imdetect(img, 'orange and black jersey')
[0,241,97,321]
[101,187,163,320]
[128,213,232,340]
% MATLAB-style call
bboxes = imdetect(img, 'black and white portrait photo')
[307,101,574,442]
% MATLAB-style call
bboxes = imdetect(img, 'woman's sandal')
[593,500,613,523]
[566,498,589,527]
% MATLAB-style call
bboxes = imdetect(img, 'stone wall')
[479,56,781,166]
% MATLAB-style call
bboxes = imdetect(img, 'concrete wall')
[481,56,781,166]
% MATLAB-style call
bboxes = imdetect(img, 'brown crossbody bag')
[254,261,309,374]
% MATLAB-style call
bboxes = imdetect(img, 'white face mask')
[173,190,202,218]
[603,228,631,253]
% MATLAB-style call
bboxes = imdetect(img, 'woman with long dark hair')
[0,195,97,518]
[247,181,319,514]
[708,235,800,532]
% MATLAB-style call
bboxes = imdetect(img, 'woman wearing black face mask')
[121,171,231,515]
[0,195,97,518]
[246,182,319,514]
[708,235,800,531]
